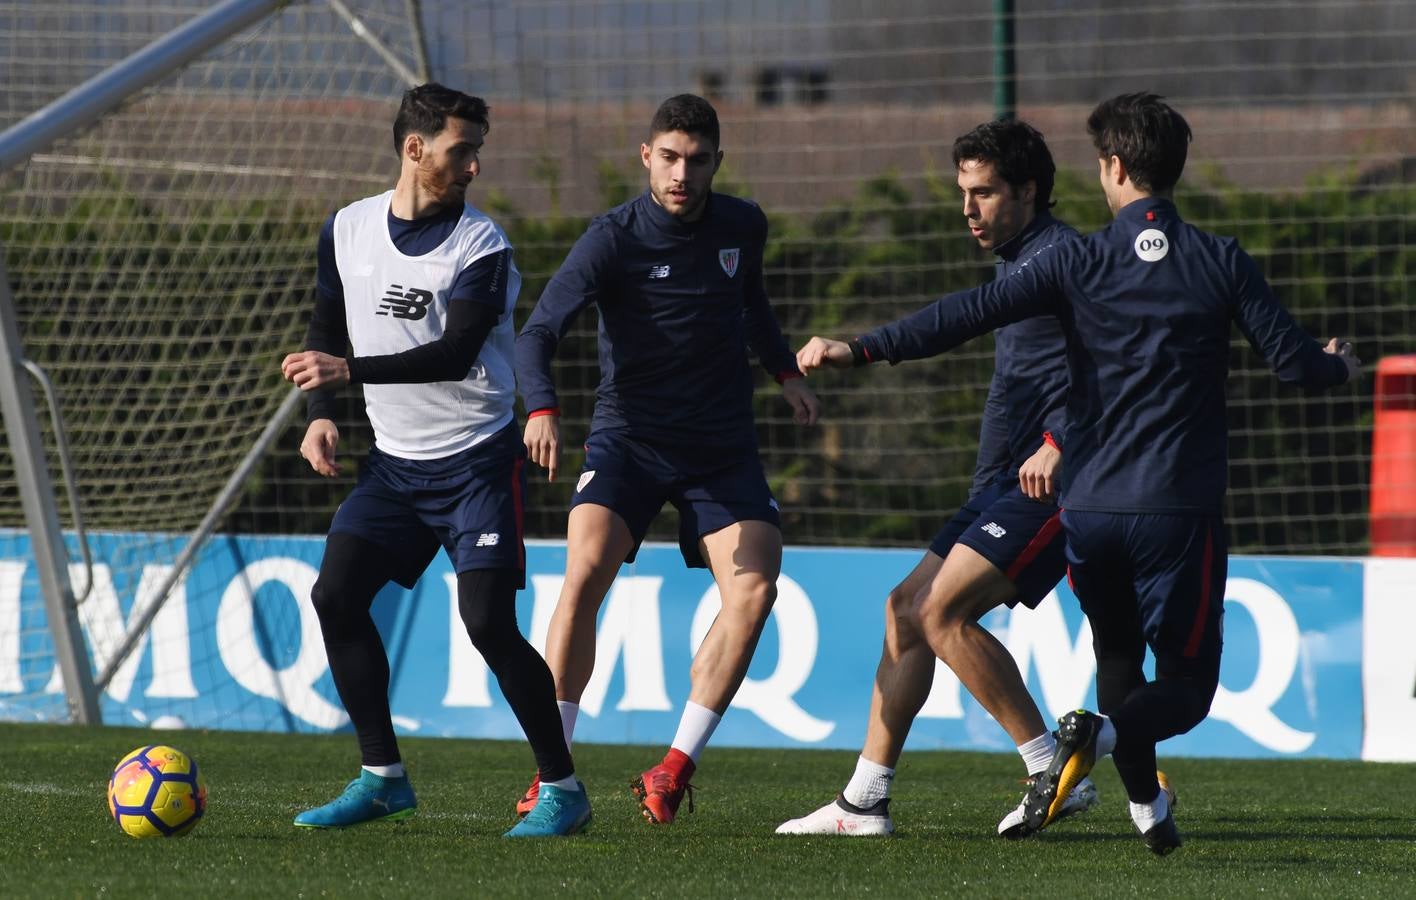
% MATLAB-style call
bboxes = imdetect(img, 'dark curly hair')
[392,82,489,156]
[952,119,1057,212]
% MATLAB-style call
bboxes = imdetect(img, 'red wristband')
[528,408,560,420]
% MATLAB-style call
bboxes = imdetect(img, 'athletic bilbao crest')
[718,248,741,277]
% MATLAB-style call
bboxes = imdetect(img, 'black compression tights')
[309,533,573,781]
[1096,649,1219,804]
[457,568,574,782]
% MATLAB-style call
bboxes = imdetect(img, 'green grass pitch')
[2,722,1412,898]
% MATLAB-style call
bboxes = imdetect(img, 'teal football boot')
[294,769,417,828]
[503,780,591,837]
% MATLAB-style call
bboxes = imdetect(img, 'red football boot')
[630,749,695,824]
[515,773,540,818]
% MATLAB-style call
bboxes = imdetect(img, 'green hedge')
[3,163,1406,553]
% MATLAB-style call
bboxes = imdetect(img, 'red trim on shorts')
[1183,524,1214,658]
[511,455,526,571]
[1006,510,1063,581]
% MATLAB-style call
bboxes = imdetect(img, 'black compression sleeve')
[304,287,348,423]
[346,300,499,385]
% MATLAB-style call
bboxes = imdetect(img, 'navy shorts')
[328,422,526,589]
[927,478,1065,609]
[571,430,780,568]
[1061,509,1226,662]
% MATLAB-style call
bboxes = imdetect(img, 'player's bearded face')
[957,159,1034,251]
[641,130,722,222]
[417,117,484,207]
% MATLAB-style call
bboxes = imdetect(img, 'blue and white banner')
[0,530,1404,760]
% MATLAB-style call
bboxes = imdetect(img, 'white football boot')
[775,794,895,836]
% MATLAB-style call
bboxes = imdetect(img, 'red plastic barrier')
[1370,355,1416,556]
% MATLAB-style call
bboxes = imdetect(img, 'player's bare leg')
[776,551,942,836]
[543,503,637,702]
[633,520,781,824]
[861,551,948,769]
[914,543,1097,836]
[516,502,635,816]
[915,544,1041,742]
[687,519,782,710]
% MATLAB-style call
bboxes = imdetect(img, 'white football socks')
[543,774,580,791]
[669,701,722,763]
[363,762,405,779]
[1130,785,1171,833]
[541,702,580,791]
[842,755,895,808]
[1096,715,1118,757]
[557,700,579,750]
[1018,731,1058,776]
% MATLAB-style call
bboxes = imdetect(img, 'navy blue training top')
[859,197,1350,515]
[515,190,800,449]
[966,213,1077,495]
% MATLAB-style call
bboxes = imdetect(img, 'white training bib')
[333,190,521,459]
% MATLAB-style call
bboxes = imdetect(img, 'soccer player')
[280,83,589,838]
[777,119,1101,838]
[797,92,1360,854]
[515,94,820,824]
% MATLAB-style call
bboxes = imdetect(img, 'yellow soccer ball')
[107,745,207,838]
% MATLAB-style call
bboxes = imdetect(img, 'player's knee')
[457,595,496,650]
[311,534,389,629]
[1094,653,1146,712]
[456,569,520,660]
[884,583,912,624]
[307,576,338,622]
[1156,652,1221,730]
[724,576,776,622]
[559,558,618,613]
[915,585,971,640]
[1095,653,1146,683]
[309,571,366,626]
[884,585,923,646]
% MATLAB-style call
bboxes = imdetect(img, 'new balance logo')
[377,284,434,320]
[648,265,671,279]
[980,522,1007,538]
[475,533,500,547]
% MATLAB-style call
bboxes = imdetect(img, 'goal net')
[0,0,419,726]
[1,1,1410,729]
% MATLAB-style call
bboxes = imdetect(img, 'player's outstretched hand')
[1019,439,1061,503]
[1323,337,1361,382]
[795,337,855,374]
[781,376,821,426]
[282,350,350,391]
[524,413,560,483]
[300,419,341,478]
